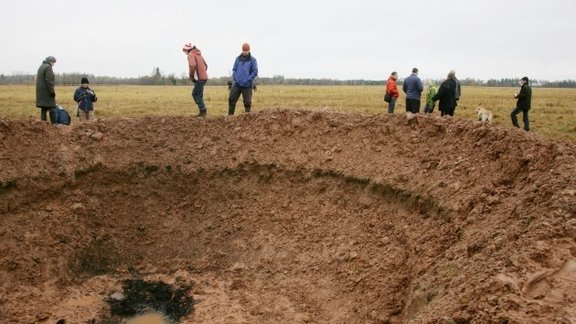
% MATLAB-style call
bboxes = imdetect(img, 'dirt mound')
[1,111,575,323]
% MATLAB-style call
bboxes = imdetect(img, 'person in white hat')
[183,43,208,117]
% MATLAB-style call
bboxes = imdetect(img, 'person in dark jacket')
[433,71,458,116]
[73,77,97,121]
[451,70,462,112]
[36,56,57,123]
[402,68,423,114]
[511,76,532,131]
[228,43,258,115]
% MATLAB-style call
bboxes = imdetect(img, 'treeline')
[1,69,575,88]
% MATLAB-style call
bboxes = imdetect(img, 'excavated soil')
[0,110,575,323]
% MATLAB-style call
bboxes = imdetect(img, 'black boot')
[196,109,207,117]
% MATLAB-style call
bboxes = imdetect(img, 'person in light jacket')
[423,80,438,114]
[228,43,258,115]
[183,43,209,117]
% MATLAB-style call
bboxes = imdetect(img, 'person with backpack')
[183,43,208,117]
[35,56,57,123]
[73,77,97,121]
[228,43,258,115]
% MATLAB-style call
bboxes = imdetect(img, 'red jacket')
[187,48,208,81]
[386,76,399,99]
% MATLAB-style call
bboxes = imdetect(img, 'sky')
[1,0,575,81]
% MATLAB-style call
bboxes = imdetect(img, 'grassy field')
[1,84,575,141]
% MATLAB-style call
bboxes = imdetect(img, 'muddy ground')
[0,110,575,323]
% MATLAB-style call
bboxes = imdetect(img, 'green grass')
[1,84,575,141]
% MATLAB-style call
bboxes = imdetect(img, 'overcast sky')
[1,0,575,81]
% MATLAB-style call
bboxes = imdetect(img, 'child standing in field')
[423,80,437,113]
[74,77,97,121]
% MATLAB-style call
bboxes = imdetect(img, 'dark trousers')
[387,98,396,113]
[405,98,421,114]
[423,103,435,113]
[511,107,530,131]
[441,106,456,117]
[40,107,55,124]
[228,85,253,115]
[192,80,207,112]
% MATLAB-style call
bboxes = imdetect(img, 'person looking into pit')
[228,42,258,115]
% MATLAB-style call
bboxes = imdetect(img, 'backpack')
[54,105,71,125]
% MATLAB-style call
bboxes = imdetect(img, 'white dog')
[476,106,493,123]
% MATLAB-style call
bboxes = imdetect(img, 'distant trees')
[0,69,574,88]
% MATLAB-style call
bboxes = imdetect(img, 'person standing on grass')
[451,69,462,112]
[228,43,258,115]
[423,80,438,114]
[402,68,424,114]
[74,77,97,121]
[36,56,57,123]
[511,76,532,131]
[385,71,400,113]
[183,43,208,117]
[433,70,458,117]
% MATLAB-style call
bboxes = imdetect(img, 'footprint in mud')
[523,259,576,299]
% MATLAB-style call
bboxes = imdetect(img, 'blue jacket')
[402,73,423,100]
[232,53,258,88]
[74,87,97,111]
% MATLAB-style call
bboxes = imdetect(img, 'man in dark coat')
[511,76,532,131]
[433,71,457,116]
[402,68,423,114]
[36,56,57,123]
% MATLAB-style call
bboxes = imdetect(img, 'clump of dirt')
[0,110,575,323]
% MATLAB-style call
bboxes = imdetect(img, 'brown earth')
[0,110,575,323]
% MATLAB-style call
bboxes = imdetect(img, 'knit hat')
[242,43,250,52]
[45,56,57,64]
[182,43,193,53]
[81,77,89,84]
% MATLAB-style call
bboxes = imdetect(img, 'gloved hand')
[50,92,55,98]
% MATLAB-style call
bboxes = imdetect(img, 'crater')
[1,163,454,323]
[1,110,575,323]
